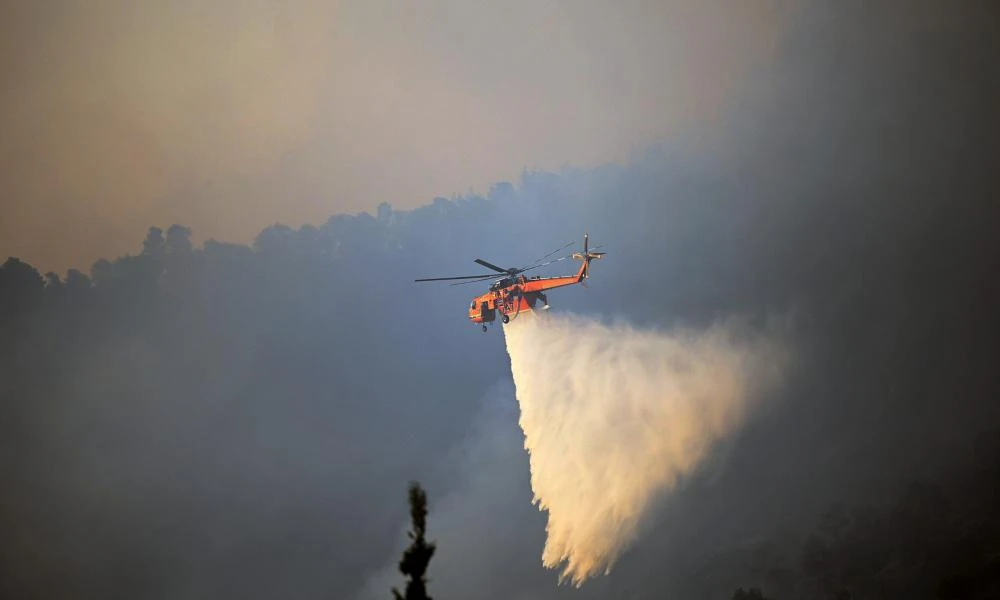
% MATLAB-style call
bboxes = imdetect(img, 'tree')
[253,223,295,254]
[90,258,112,285]
[64,269,91,293]
[376,202,393,224]
[392,482,436,600]
[142,226,166,258]
[166,224,193,255]
[0,257,45,312]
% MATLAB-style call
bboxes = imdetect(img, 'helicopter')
[415,233,605,332]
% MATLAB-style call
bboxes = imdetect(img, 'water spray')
[503,312,786,585]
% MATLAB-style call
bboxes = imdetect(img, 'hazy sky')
[3,2,998,596]
[1,0,793,273]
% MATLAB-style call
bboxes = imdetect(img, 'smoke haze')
[0,0,792,274]
[505,312,787,584]
[1,1,998,598]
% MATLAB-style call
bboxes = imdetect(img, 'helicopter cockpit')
[489,278,513,291]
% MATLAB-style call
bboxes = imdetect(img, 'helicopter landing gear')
[502,313,510,324]
[482,324,488,333]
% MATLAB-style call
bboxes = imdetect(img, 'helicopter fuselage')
[468,269,585,326]
[414,233,605,332]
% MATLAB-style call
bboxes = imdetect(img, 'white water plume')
[503,311,787,586]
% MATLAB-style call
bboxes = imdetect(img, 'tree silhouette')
[0,257,44,313]
[732,587,772,600]
[142,226,166,258]
[166,224,193,255]
[392,482,436,600]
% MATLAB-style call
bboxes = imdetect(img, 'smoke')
[503,311,787,586]
[351,381,547,600]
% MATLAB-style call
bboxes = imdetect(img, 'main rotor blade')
[448,253,574,286]
[516,255,571,275]
[415,274,498,282]
[530,241,574,265]
[474,258,511,274]
[449,276,501,287]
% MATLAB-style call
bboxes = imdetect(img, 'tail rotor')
[572,233,606,280]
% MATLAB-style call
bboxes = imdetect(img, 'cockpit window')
[470,300,477,309]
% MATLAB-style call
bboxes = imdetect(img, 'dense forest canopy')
[2,1,998,598]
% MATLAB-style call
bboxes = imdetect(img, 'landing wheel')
[502,314,510,324]
[482,324,488,332]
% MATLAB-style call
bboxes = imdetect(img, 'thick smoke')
[504,312,786,585]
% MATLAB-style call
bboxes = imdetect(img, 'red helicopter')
[415,233,605,332]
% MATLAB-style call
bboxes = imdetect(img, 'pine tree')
[392,482,436,600]
[732,588,772,600]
